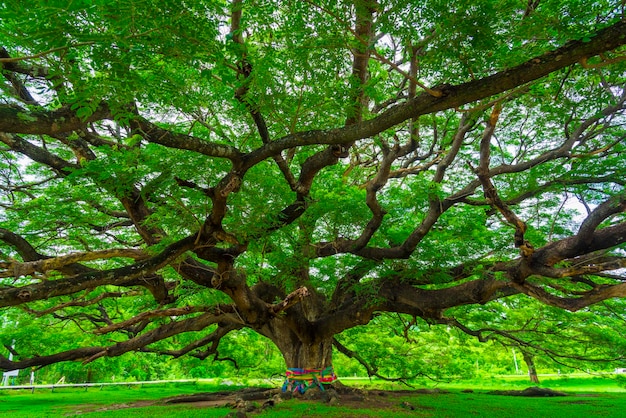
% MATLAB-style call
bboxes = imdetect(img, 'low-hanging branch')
[333,338,428,387]
[0,309,242,370]
[444,317,626,363]
[0,235,196,308]
[141,322,243,360]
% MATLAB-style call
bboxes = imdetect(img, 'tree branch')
[0,103,110,134]
[0,42,95,64]
[333,337,418,386]
[244,20,626,167]
[21,291,138,317]
[0,309,241,370]
[2,248,148,279]
[475,103,535,261]
[514,280,626,312]
[0,235,196,308]
[143,322,242,360]
[269,286,310,315]
[0,133,78,173]
[131,116,243,164]
[94,305,231,335]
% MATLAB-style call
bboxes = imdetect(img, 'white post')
[512,348,519,374]
[2,340,18,386]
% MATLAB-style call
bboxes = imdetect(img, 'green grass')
[429,374,626,392]
[258,393,626,418]
[403,392,626,418]
[1,376,625,417]
[342,373,626,392]
[68,405,232,418]
[0,382,235,417]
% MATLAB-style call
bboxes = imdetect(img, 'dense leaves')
[1,0,626,380]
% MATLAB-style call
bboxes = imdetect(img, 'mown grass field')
[1,375,625,417]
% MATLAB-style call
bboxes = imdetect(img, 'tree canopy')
[1,0,626,383]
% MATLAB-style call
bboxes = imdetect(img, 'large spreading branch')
[0,103,110,134]
[142,322,243,362]
[1,248,147,279]
[132,116,244,163]
[0,235,196,308]
[244,20,626,167]
[444,317,626,363]
[0,308,242,369]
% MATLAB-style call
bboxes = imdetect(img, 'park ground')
[1,374,626,417]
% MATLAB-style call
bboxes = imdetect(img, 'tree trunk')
[278,338,333,370]
[267,324,337,394]
[521,350,540,384]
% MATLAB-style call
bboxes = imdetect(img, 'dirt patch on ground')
[486,386,567,397]
[67,400,156,415]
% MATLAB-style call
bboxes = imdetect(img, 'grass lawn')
[0,375,624,417]
[0,382,235,417]
[263,391,626,418]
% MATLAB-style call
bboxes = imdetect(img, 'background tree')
[1,0,626,389]
[444,297,626,383]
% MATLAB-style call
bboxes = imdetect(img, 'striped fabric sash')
[281,366,337,394]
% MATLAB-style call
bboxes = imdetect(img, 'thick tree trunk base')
[285,385,340,404]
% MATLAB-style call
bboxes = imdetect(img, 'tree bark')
[264,319,337,393]
[522,350,540,384]
[276,336,334,371]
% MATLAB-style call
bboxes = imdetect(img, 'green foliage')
[1,0,626,388]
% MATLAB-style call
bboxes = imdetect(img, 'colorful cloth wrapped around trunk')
[282,366,337,394]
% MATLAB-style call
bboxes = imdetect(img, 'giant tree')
[1,0,626,390]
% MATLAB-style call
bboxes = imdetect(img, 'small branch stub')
[270,286,310,315]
